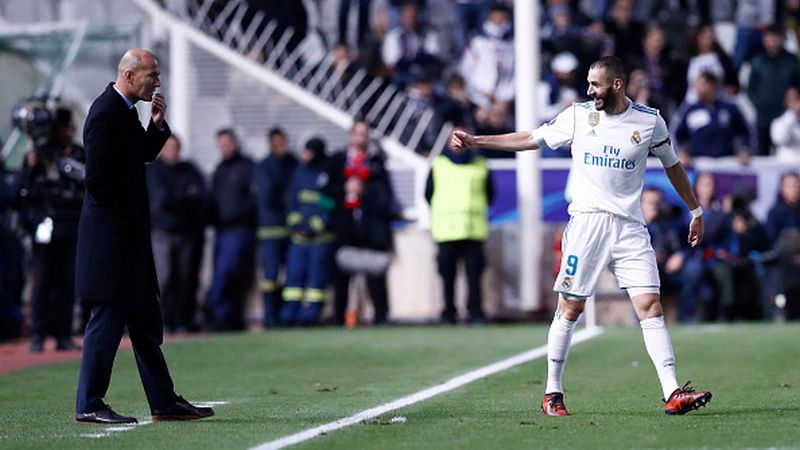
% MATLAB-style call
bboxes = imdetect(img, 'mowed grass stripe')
[0,326,551,449]
[252,327,602,449]
[296,324,800,450]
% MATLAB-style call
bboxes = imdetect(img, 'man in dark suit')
[75,48,214,424]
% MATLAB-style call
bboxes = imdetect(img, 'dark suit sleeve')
[84,111,126,223]
[144,119,170,162]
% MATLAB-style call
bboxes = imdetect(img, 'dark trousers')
[0,230,24,340]
[283,242,333,294]
[152,230,203,331]
[76,298,176,413]
[205,226,255,331]
[259,237,289,327]
[437,239,486,322]
[30,236,77,341]
[332,264,389,325]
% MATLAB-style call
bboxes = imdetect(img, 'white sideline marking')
[252,327,603,450]
[78,401,229,439]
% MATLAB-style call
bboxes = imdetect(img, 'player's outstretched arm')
[664,162,704,247]
[450,129,540,153]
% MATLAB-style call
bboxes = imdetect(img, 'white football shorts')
[553,212,660,300]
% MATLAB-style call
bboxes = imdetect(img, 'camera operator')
[0,150,25,341]
[19,107,85,352]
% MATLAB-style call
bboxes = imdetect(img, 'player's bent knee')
[629,290,663,319]
[558,293,586,320]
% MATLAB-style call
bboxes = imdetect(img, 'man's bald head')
[115,48,161,103]
[117,48,155,75]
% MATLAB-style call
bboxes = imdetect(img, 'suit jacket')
[75,83,170,305]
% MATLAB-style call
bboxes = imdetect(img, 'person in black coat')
[204,128,256,331]
[146,135,206,333]
[327,120,397,325]
[75,49,213,425]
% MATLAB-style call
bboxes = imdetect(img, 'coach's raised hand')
[151,93,166,128]
[449,129,475,152]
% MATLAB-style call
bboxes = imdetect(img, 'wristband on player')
[690,206,703,219]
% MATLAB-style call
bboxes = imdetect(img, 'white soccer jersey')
[532,98,679,224]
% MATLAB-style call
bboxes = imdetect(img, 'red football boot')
[541,392,569,416]
[664,381,712,415]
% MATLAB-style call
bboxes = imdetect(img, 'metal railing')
[158,0,451,157]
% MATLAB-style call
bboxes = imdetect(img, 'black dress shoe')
[76,405,138,424]
[56,339,81,351]
[152,396,214,421]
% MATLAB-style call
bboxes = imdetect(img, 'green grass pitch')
[1,324,798,449]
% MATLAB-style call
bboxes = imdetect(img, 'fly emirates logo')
[583,145,636,170]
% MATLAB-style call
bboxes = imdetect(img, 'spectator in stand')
[641,187,683,306]
[205,128,256,331]
[381,2,441,89]
[732,0,775,71]
[452,0,491,54]
[353,9,391,80]
[713,187,770,320]
[146,135,206,333]
[401,66,471,153]
[771,87,800,163]
[541,3,584,57]
[747,25,800,156]
[387,0,427,30]
[280,138,335,326]
[682,23,738,104]
[787,0,800,49]
[766,172,800,246]
[671,72,754,165]
[425,146,493,324]
[338,0,372,51]
[252,127,297,328]
[676,173,728,322]
[537,52,581,126]
[604,0,645,62]
[460,3,514,110]
[399,66,439,152]
[328,120,396,326]
[630,25,685,121]
[441,73,475,130]
[474,101,515,159]
[764,172,800,319]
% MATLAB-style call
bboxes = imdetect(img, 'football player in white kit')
[450,56,712,416]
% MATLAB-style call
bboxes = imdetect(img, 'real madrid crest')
[588,112,599,127]
[561,277,572,289]
[631,130,641,145]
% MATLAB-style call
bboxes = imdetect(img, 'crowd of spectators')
[270,0,800,160]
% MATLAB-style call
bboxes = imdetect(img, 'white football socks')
[545,311,577,394]
[640,316,680,399]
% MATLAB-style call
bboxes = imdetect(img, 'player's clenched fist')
[449,129,475,152]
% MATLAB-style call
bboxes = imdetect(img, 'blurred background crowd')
[2,0,800,352]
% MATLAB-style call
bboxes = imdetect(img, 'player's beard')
[594,89,617,112]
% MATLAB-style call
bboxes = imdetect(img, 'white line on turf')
[251,327,603,450]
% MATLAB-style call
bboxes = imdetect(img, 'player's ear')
[613,78,624,92]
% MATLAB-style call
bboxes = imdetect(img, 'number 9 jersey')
[533,99,674,299]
